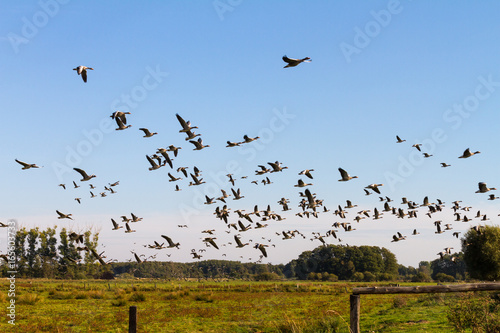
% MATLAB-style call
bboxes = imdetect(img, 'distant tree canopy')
[1,226,105,279]
[462,225,500,281]
[283,244,398,281]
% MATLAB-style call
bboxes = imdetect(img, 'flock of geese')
[8,55,497,267]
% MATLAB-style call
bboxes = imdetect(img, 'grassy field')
[0,279,467,332]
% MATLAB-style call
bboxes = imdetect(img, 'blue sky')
[1,1,500,268]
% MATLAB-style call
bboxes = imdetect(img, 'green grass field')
[0,279,472,332]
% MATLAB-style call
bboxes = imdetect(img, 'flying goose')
[74,198,81,204]
[294,179,312,187]
[15,159,41,169]
[338,168,358,182]
[298,169,314,179]
[146,155,161,171]
[111,219,123,230]
[365,184,383,194]
[59,184,66,190]
[115,115,131,130]
[168,173,181,182]
[242,135,260,143]
[56,210,73,220]
[440,162,451,167]
[156,148,173,168]
[282,55,311,68]
[189,173,205,186]
[234,235,249,248]
[161,235,180,248]
[73,66,93,82]
[412,144,422,152]
[176,114,198,133]
[123,223,135,233]
[459,148,480,158]
[189,138,210,150]
[73,168,96,181]
[139,128,157,137]
[254,243,268,257]
[203,237,219,250]
[396,135,406,143]
[166,145,181,157]
[476,182,496,193]
[231,188,244,200]
[226,141,241,147]
[131,213,142,222]
[268,161,288,172]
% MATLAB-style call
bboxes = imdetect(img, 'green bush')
[447,292,500,332]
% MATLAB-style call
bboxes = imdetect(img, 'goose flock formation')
[9,55,497,267]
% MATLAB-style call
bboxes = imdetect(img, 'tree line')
[2,225,499,281]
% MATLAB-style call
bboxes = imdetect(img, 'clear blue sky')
[1,1,500,268]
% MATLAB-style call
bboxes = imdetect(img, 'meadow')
[0,279,481,332]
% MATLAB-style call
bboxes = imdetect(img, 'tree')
[462,225,500,281]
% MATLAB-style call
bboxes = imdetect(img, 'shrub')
[435,273,455,283]
[17,293,42,305]
[392,296,407,308]
[447,292,500,332]
[129,292,146,302]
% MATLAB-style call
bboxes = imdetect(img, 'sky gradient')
[1,1,500,267]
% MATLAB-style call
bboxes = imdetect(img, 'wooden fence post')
[129,306,137,333]
[350,294,360,333]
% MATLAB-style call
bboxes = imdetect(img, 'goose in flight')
[294,179,312,187]
[299,169,314,179]
[115,115,132,130]
[476,182,496,193]
[189,137,210,150]
[184,129,201,141]
[189,173,205,186]
[111,111,130,124]
[124,223,136,233]
[338,168,358,182]
[226,141,241,147]
[15,159,41,169]
[156,148,173,169]
[73,66,93,82]
[440,162,451,167]
[146,155,161,171]
[203,237,219,250]
[488,194,499,200]
[242,135,260,143]
[74,198,81,204]
[59,184,66,190]
[268,161,288,172]
[111,219,123,230]
[254,243,268,257]
[234,235,249,248]
[131,213,142,222]
[396,135,405,143]
[365,184,383,194]
[161,235,180,248]
[231,188,244,200]
[73,168,96,181]
[168,173,181,182]
[412,144,422,152]
[282,55,311,68]
[459,148,480,158]
[56,210,73,220]
[139,128,157,137]
[176,114,198,133]
[166,145,181,157]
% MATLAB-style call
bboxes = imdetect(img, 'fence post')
[129,306,137,333]
[350,294,360,333]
